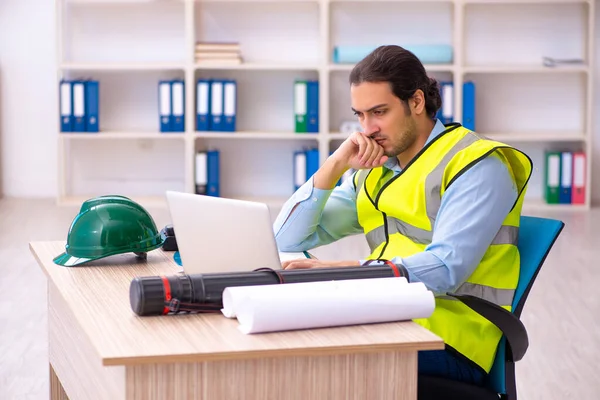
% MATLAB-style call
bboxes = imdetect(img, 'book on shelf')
[195,41,243,65]
[544,150,586,205]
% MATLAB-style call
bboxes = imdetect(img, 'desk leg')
[50,364,69,400]
[125,350,417,400]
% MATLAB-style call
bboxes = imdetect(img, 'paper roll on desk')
[333,45,453,65]
[221,277,435,334]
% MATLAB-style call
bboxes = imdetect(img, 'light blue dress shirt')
[273,119,518,296]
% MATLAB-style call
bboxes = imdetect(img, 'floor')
[0,197,598,399]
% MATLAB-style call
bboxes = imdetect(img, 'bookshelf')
[56,0,595,211]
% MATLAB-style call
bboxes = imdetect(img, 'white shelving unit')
[56,0,595,212]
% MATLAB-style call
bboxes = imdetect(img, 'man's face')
[350,81,417,158]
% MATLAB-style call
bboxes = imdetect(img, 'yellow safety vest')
[354,123,532,373]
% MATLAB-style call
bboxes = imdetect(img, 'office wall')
[0,0,599,203]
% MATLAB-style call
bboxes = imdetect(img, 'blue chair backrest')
[487,215,565,394]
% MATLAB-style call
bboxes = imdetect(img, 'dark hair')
[349,45,442,119]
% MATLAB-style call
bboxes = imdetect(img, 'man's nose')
[362,119,379,137]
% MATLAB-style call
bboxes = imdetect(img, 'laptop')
[165,191,284,274]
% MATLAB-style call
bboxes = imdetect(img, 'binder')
[572,152,586,204]
[439,82,453,124]
[293,150,307,191]
[72,80,86,132]
[158,80,172,132]
[559,152,572,204]
[462,81,475,131]
[207,149,220,197]
[196,79,211,131]
[223,79,237,132]
[306,148,319,178]
[306,80,319,133]
[195,151,208,195]
[210,80,224,131]
[59,80,73,132]
[84,80,99,132]
[544,152,560,204]
[294,80,307,133]
[171,79,185,132]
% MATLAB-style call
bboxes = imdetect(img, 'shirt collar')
[383,118,447,170]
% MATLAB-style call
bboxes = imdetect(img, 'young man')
[273,45,533,385]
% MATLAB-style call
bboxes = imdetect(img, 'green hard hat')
[53,195,166,266]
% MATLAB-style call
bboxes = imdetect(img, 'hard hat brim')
[53,252,94,267]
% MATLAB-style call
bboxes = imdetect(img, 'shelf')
[195,63,320,71]
[522,198,589,212]
[59,131,185,140]
[464,0,589,4]
[195,132,319,140]
[60,62,186,71]
[329,63,455,72]
[464,65,589,74]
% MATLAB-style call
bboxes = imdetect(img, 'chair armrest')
[446,293,528,362]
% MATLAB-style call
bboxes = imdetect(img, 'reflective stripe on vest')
[365,218,519,252]
[438,282,515,307]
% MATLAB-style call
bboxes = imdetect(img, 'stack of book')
[195,42,243,65]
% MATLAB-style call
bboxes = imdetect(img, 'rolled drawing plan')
[221,277,410,318]
[221,277,434,334]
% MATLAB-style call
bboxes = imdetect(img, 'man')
[273,45,533,385]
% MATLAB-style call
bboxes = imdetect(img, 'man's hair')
[349,45,442,119]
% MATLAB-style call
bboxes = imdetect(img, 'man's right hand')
[333,131,389,171]
[312,131,389,190]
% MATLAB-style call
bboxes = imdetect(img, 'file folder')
[462,81,475,131]
[84,80,99,132]
[59,80,73,132]
[195,151,208,195]
[171,79,185,132]
[306,80,319,133]
[207,149,220,197]
[559,152,572,204]
[223,80,237,132]
[158,80,172,132]
[572,152,586,204]
[440,82,453,124]
[293,150,307,191]
[294,80,307,133]
[210,80,224,131]
[72,80,86,132]
[544,152,560,204]
[196,79,211,131]
[306,148,319,178]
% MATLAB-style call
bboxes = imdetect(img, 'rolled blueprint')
[222,277,435,334]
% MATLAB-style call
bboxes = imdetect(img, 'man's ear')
[410,89,426,115]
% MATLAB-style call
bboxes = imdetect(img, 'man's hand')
[313,131,389,190]
[334,131,389,171]
[281,259,361,270]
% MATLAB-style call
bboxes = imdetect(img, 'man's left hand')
[281,259,360,270]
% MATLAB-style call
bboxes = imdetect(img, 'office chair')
[418,215,565,400]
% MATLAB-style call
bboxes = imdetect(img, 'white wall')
[1,0,599,203]
[0,0,57,197]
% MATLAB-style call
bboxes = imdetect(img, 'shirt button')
[313,197,318,201]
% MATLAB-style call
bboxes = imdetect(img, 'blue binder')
[306,80,319,133]
[306,148,319,179]
[72,80,86,132]
[207,149,220,197]
[222,79,237,132]
[158,80,172,132]
[558,152,572,204]
[171,79,185,132]
[85,80,99,132]
[209,80,224,131]
[436,81,453,124]
[196,79,211,131]
[462,81,475,131]
[59,80,73,132]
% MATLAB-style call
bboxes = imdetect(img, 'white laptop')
[165,191,300,274]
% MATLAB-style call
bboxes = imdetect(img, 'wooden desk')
[30,241,444,400]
